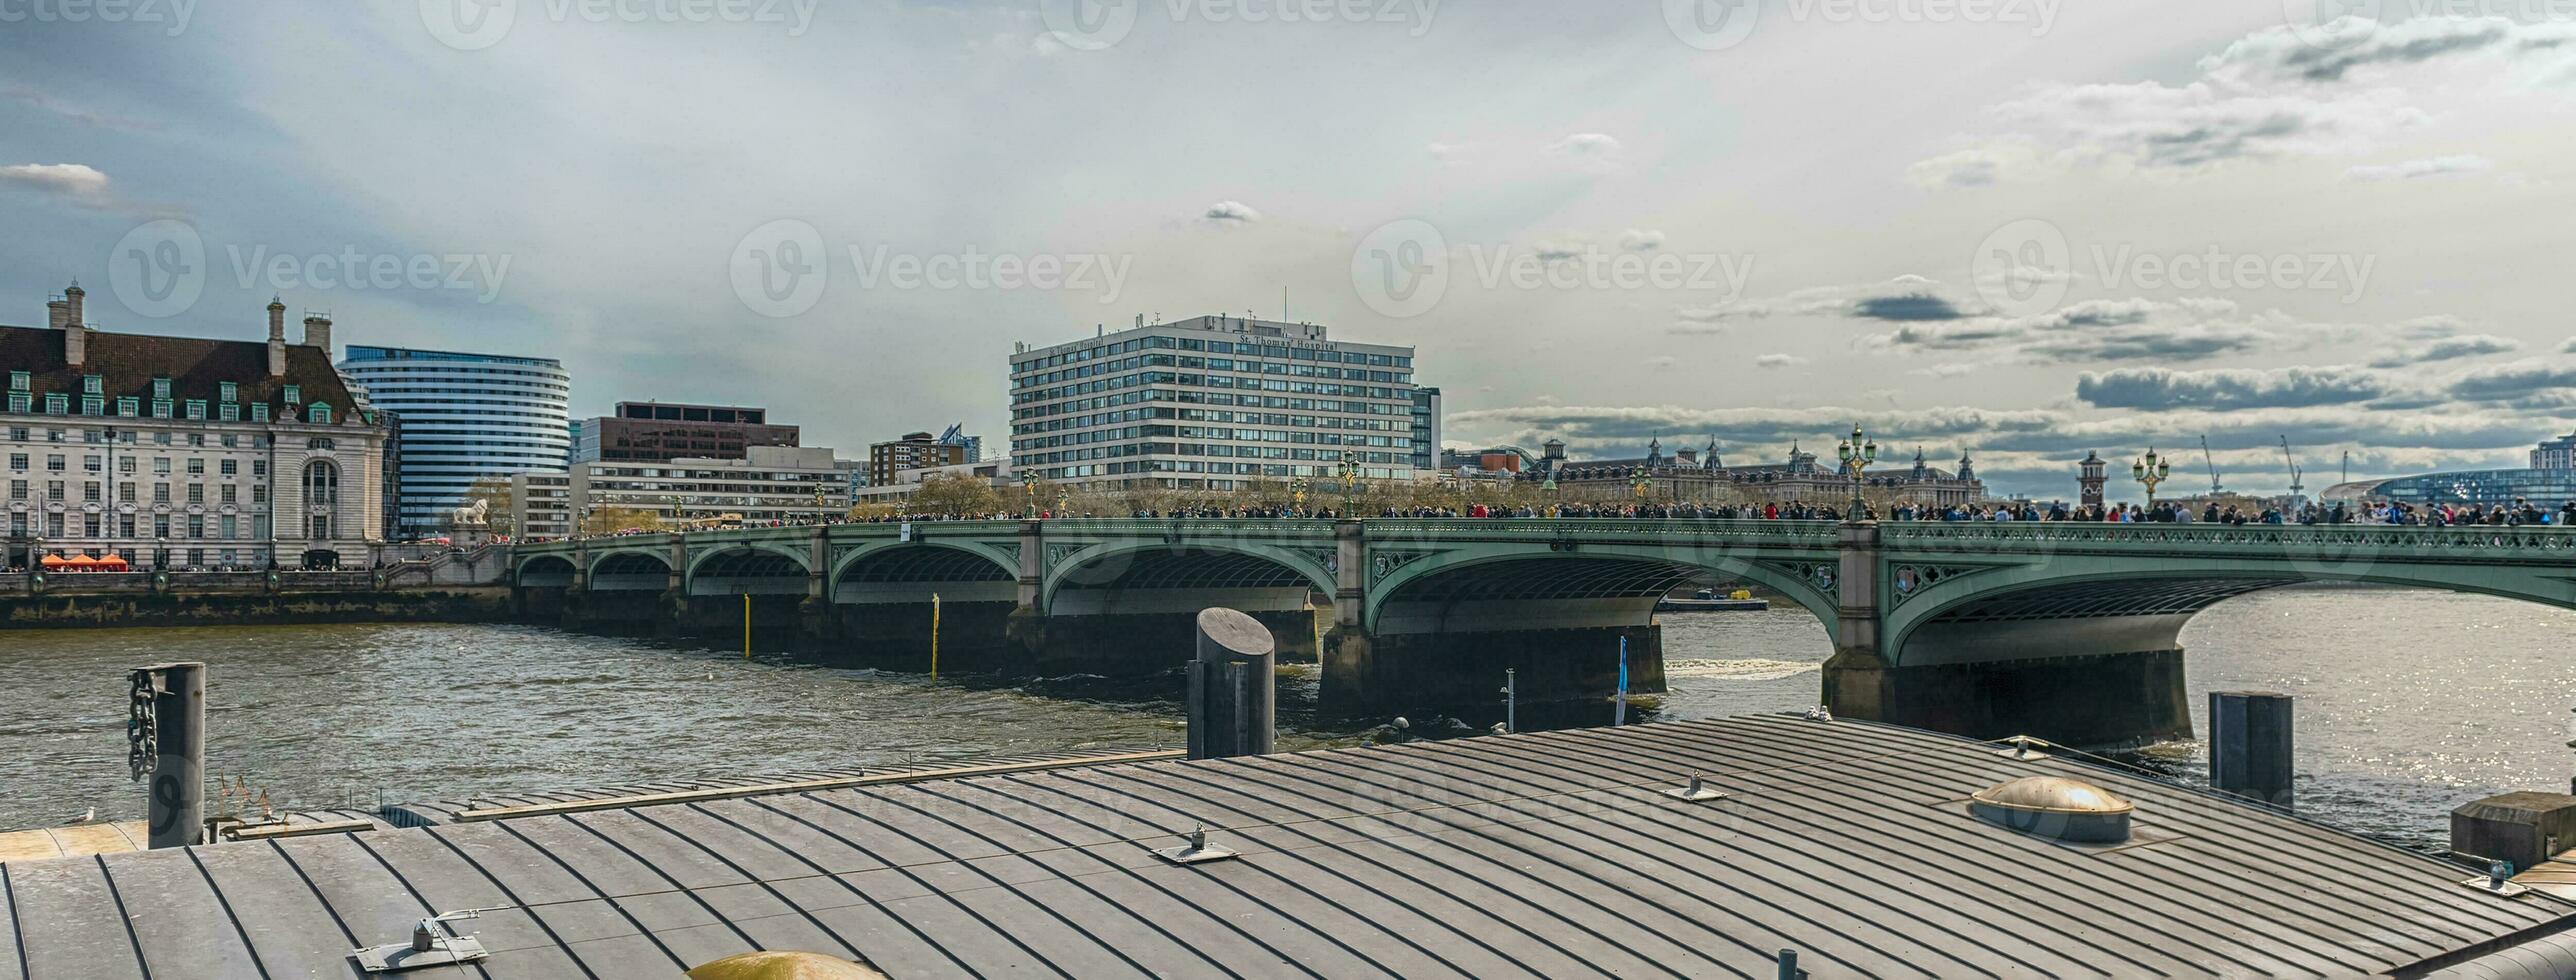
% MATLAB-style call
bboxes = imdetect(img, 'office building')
[869,431,967,486]
[2326,430,2576,509]
[1410,386,1442,472]
[515,444,858,528]
[571,401,798,464]
[1,284,386,568]
[337,345,570,538]
[1007,314,1428,488]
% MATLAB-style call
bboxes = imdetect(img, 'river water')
[1,585,2568,853]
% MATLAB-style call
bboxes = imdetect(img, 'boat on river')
[1657,588,1770,612]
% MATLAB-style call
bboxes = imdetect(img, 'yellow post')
[930,592,942,681]
[741,592,750,659]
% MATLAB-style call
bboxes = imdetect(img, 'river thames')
[1,584,2567,853]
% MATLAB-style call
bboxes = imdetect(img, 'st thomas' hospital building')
[0,283,385,570]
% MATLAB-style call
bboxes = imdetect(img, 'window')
[153,483,169,504]
[5,393,26,414]
[220,434,237,449]
[187,484,203,504]
[6,372,24,391]
[80,396,102,416]
[82,455,99,473]
[251,484,267,504]
[220,459,236,476]
[5,454,20,470]
[218,404,238,422]
[304,459,338,539]
[185,459,203,475]
[116,397,137,417]
[184,400,206,420]
[219,382,237,403]
[151,378,170,400]
[43,394,66,415]
[118,457,133,475]
[46,480,63,501]
[152,457,169,475]
[118,484,134,503]
[282,385,300,405]
[150,399,171,418]
[307,403,332,424]
[82,482,99,503]
[153,515,168,538]
[251,460,266,477]
[81,375,101,395]
[220,485,235,504]
[251,403,269,423]
[45,454,62,472]
[7,480,22,500]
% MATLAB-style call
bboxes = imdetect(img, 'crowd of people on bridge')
[536,493,2576,541]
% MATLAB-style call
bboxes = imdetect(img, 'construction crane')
[2199,436,2224,494]
[2279,436,2305,501]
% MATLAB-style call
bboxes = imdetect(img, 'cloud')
[2447,358,2576,403]
[2346,154,2496,181]
[1904,18,2576,185]
[0,163,111,203]
[1547,133,1627,174]
[1858,296,2281,363]
[2368,332,2518,368]
[2075,366,2390,411]
[1617,229,1665,252]
[1677,275,1969,331]
[1753,354,1803,369]
[1201,200,1262,224]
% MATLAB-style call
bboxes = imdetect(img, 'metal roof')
[4,715,2570,978]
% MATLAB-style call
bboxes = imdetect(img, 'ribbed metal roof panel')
[6,716,2571,978]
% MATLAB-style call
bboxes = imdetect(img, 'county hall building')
[0,283,387,570]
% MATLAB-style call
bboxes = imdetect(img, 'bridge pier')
[1323,622,1664,720]
[836,599,1019,672]
[1825,647,2190,749]
[1018,606,1318,678]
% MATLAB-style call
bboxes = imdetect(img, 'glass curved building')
[2324,432,2576,510]
[336,345,569,538]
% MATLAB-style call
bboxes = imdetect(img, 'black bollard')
[137,662,206,848]
[1186,607,1276,760]
[2209,691,2293,809]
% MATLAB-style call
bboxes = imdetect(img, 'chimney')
[267,297,288,378]
[62,282,87,368]
[302,313,332,355]
[46,297,69,331]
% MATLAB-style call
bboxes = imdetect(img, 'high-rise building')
[1008,314,1427,488]
[337,345,570,539]
[1410,386,1442,472]
[869,431,967,486]
[1,284,386,568]
[571,402,798,464]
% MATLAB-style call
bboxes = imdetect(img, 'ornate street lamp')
[1022,473,1037,519]
[2132,448,2171,508]
[1337,451,1359,511]
[1290,476,1308,514]
[1630,466,1651,501]
[1836,423,1878,519]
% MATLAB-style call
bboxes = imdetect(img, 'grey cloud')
[1201,200,1262,224]
[2447,359,2576,403]
[1852,293,1966,322]
[2204,17,2522,83]
[2076,366,2389,410]
[2367,333,2519,368]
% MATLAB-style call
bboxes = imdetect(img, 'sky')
[3,0,2572,501]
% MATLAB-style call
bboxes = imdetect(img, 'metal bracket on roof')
[1665,774,1727,803]
[1153,825,1238,865]
[1994,735,2055,761]
[2462,859,2532,898]
[351,908,499,973]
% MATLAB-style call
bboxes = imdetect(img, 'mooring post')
[1187,607,1276,760]
[2209,690,2294,809]
[141,662,206,848]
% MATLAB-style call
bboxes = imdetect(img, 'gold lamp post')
[1022,475,1037,519]
[2132,448,2171,509]
[1630,466,1651,501]
[1290,476,1308,514]
[1337,451,1360,512]
[1837,423,1879,519]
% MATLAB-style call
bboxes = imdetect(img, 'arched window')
[304,460,338,540]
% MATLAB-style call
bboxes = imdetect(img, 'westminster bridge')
[507,518,2576,746]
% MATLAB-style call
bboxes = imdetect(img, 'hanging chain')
[126,668,158,782]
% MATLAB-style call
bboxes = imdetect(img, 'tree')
[457,475,517,536]
[910,472,1005,517]
[580,507,665,536]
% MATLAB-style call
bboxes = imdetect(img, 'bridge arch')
[587,550,673,591]
[1365,545,1838,634]
[1882,553,2576,667]
[1042,539,1334,615]
[686,545,812,596]
[515,554,576,587]
[830,542,1018,605]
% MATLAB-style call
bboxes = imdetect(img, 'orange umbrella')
[96,554,129,569]
[64,554,97,567]
[37,554,67,567]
